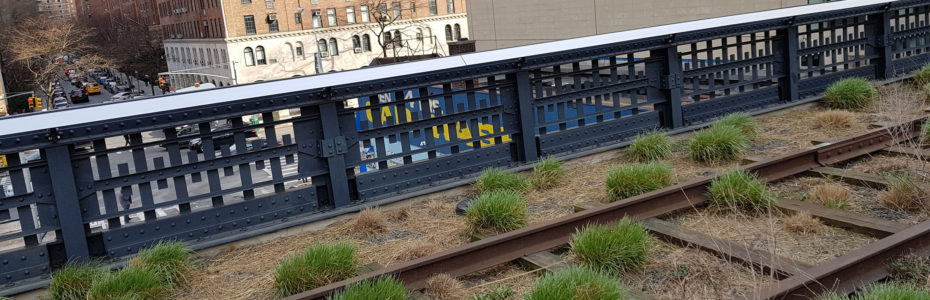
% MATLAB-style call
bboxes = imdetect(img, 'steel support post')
[867,9,894,79]
[45,145,90,260]
[775,25,800,102]
[317,102,351,207]
[513,70,539,162]
[647,46,684,128]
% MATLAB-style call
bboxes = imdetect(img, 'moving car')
[69,90,89,103]
[188,122,259,152]
[52,97,70,109]
[84,82,101,95]
[111,92,133,101]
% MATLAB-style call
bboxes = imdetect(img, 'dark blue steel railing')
[1,0,929,293]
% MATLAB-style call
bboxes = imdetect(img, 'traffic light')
[33,97,42,110]
[27,97,34,109]
[158,77,165,86]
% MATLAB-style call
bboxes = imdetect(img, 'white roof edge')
[0,0,896,136]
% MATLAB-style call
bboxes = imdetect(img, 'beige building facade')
[162,0,468,88]
[465,0,810,51]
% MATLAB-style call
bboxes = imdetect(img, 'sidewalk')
[108,70,167,97]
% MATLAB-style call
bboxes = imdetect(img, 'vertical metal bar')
[163,129,191,213]
[318,102,351,207]
[6,153,38,246]
[45,145,90,260]
[199,123,224,207]
[92,140,122,228]
[513,70,539,162]
[128,134,156,220]
[868,9,894,79]
[776,24,800,102]
[262,112,285,193]
[231,118,255,200]
[648,45,683,128]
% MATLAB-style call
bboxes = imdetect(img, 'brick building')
[75,0,160,39]
[160,0,468,88]
[36,0,76,20]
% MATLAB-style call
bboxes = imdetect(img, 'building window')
[417,29,423,44]
[199,48,206,65]
[329,38,339,56]
[241,0,250,3]
[296,42,304,59]
[394,30,402,47]
[294,12,301,24]
[360,5,370,22]
[327,8,336,26]
[222,49,228,68]
[352,35,361,50]
[446,0,454,13]
[454,23,461,40]
[362,34,371,51]
[265,0,273,8]
[312,10,322,28]
[445,25,452,41]
[428,0,436,15]
[384,32,392,48]
[392,2,401,19]
[346,7,356,24]
[244,15,256,35]
[268,14,279,32]
[214,49,220,66]
[244,47,254,66]
[410,2,415,14]
[255,46,266,64]
[317,39,328,54]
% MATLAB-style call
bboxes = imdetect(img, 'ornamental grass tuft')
[714,112,760,140]
[823,78,876,109]
[465,190,527,233]
[627,130,672,161]
[530,157,566,190]
[87,267,169,300]
[525,266,627,300]
[329,276,407,300]
[571,217,652,273]
[688,125,748,163]
[49,261,108,300]
[707,170,775,212]
[274,242,358,297]
[130,241,192,285]
[474,167,529,194]
[605,162,672,202]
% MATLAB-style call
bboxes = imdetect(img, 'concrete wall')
[465,0,808,51]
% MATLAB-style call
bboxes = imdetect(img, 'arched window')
[199,48,205,65]
[243,47,254,66]
[352,35,361,51]
[317,39,328,54]
[329,38,339,56]
[255,46,266,65]
[213,49,220,66]
[444,25,452,41]
[207,49,214,66]
[417,28,424,45]
[427,28,433,44]
[362,34,371,51]
[384,32,392,48]
[454,24,461,40]
[212,80,216,86]
[296,42,305,59]
[286,42,294,61]
[394,30,402,47]
[219,82,224,87]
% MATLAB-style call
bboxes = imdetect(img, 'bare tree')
[5,17,112,107]
[360,0,433,58]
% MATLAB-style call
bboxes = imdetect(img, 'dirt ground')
[175,83,929,299]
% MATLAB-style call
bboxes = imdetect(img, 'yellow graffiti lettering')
[363,102,509,147]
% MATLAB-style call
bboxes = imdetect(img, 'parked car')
[70,78,81,87]
[111,92,133,101]
[69,90,89,103]
[159,125,199,148]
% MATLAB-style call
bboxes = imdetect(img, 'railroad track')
[279,115,930,300]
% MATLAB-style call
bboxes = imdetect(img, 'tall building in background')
[465,0,813,52]
[75,0,161,40]
[36,0,76,20]
[160,0,468,88]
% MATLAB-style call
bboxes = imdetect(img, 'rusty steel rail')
[286,117,925,300]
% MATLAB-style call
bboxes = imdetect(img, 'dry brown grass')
[395,240,441,261]
[783,212,822,234]
[810,183,850,208]
[353,208,387,236]
[425,273,466,300]
[813,110,857,129]
[882,176,928,212]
